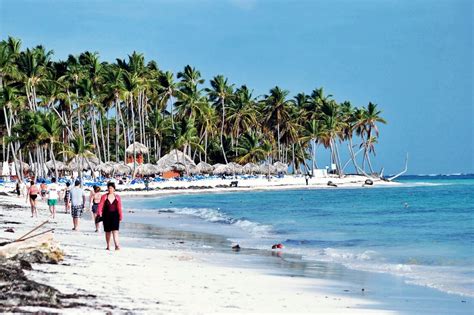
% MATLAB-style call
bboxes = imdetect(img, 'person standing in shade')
[47,177,59,219]
[70,180,87,231]
[97,182,123,250]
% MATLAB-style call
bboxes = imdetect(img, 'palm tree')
[263,86,292,161]
[62,134,96,180]
[172,118,203,164]
[39,112,63,179]
[227,85,258,151]
[236,132,267,164]
[299,119,325,175]
[206,75,234,164]
[357,102,387,173]
[177,65,204,89]
[16,46,53,111]
[146,109,172,160]
[0,36,21,87]
[157,71,178,127]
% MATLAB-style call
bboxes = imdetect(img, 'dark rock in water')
[232,244,241,251]
[364,179,374,185]
[327,181,338,187]
[4,228,14,233]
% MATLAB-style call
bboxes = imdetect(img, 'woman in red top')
[97,182,123,250]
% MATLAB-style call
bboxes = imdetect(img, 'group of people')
[23,178,123,250]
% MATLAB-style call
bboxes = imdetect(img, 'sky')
[0,0,472,174]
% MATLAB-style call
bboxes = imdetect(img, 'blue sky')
[1,0,472,174]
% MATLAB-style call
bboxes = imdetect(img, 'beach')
[0,192,396,314]
[1,175,472,314]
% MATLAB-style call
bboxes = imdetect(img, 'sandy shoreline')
[114,174,402,198]
[0,191,398,314]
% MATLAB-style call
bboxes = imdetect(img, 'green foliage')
[0,36,387,175]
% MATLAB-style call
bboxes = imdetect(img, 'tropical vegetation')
[0,36,387,178]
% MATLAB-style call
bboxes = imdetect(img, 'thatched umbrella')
[273,161,288,174]
[212,163,230,175]
[227,162,243,175]
[135,163,159,176]
[188,164,200,175]
[125,142,149,155]
[68,155,100,170]
[96,162,116,174]
[196,161,214,174]
[259,164,277,175]
[45,160,66,170]
[13,161,30,171]
[170,162,186,172]
[114,163,132,175]
[157,149,196,173]
[243,163,259,174]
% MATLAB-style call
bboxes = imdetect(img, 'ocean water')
[122,175,474,298]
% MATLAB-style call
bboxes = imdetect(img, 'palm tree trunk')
[50,142,59,179]
[115,100,120,162]
[220,99,228,164]
[99,111,107,161]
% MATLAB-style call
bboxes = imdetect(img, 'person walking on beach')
[40,180,48,200]
[305,173,310,186]
[27,180,39,217]
[62,182,72,214]
[70,180,87,231]
[47,177,59,219]
[89,185,102,232]
[15,180,21,197]
[97,182,123,250]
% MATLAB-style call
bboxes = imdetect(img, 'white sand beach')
[0,189,398,314]
[112,174,401,197]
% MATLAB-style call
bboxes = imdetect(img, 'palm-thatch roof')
[114,163,132,175]
[45,160,67,171]
[157,150,195,172]
[243,163,260,174]
[227,162,243,174]
[68,155,100,170]
[259,164,277,175]
[134,163,159,176]
[126,142,149,155]
[96,162,116,174]
[273,161,288,174]
[212,163,230,175]
[13,161,30,171]
[196,161,214,174]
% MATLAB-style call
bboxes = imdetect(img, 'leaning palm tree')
[357,102,387,173]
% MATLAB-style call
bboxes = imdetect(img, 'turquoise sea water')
[122,175,474,299]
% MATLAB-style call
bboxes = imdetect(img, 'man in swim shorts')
[70,179,87,231]
[47,177,59,219]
